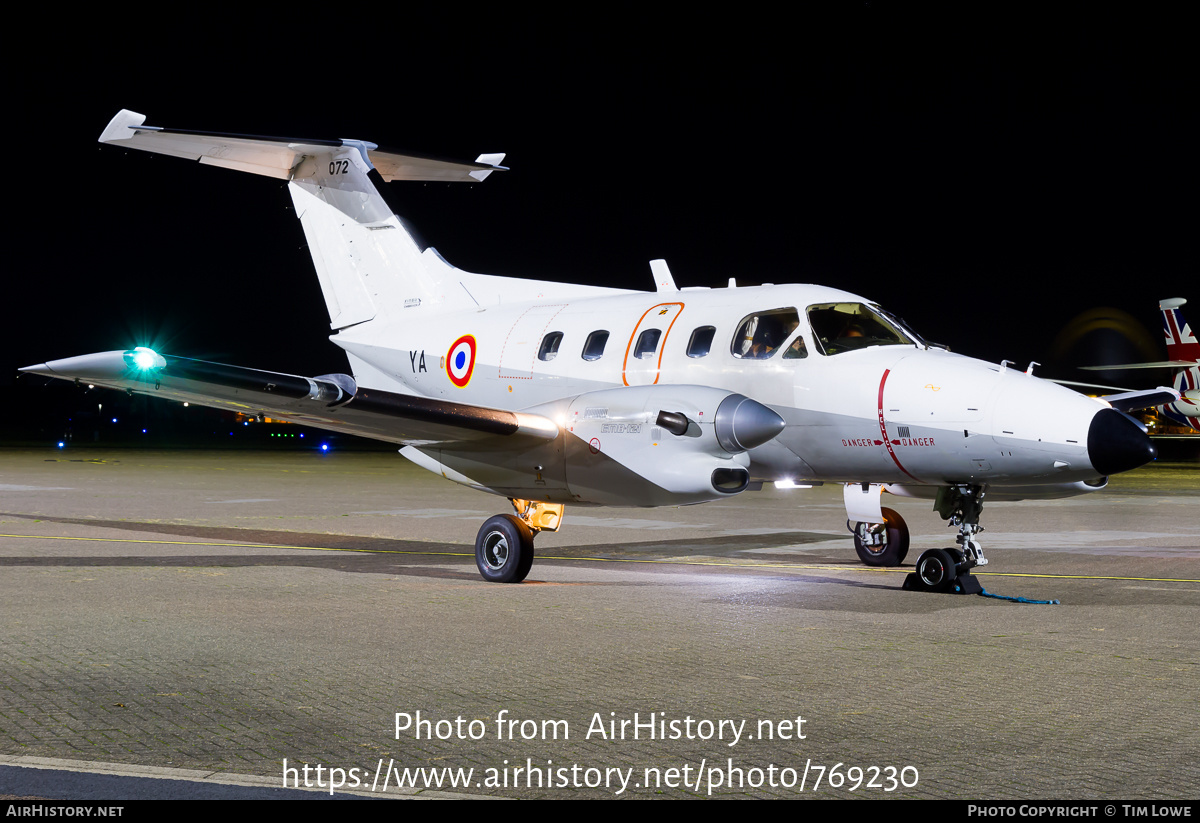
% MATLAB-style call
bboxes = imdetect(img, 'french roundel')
[447,335,477,388]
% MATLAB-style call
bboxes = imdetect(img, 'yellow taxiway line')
[2,532,1198,584]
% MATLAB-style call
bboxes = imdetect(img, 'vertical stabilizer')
[1158,298,1200,427]
[288,147,402,329]
[1160,298,1198,362]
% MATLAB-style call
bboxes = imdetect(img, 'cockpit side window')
[782,335,808,359]
[730,308,800,359]
[687,326,716,358]
[806,303,914,356]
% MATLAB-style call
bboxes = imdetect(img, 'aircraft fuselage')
[333,282,1127,493]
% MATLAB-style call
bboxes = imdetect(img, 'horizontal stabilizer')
[372,149,507,182]
[99,109,507,183]
[20,349,557,448]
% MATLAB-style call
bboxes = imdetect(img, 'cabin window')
[730,308,800,359]
[582,330,609,361]
[806,303,914,356]
[686,326,716,358]
[634,328,662,359]
[783,335,808,359]
[538,331,564,361]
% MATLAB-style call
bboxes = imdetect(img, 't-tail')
[100,109,510,329]
[98,110,623,333]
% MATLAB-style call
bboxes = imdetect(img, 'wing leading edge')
[20,349,558,448]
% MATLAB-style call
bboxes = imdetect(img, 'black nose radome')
[1088,408,1157,476]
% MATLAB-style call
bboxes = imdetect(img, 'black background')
[6,7,1194,438]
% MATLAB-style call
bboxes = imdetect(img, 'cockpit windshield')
[807,302,917,356]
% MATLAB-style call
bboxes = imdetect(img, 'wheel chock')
[903,570,983,594]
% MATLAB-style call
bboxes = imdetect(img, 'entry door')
[622,302,684,386]
[498,304,568,381]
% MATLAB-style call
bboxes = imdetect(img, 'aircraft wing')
[1097,387,1182,413]
[19,349,557,449]
[1080,361,1195,370]
[1052,380,1182,411]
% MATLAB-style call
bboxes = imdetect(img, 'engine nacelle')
[535,384,785,507]
[403,385,785,507]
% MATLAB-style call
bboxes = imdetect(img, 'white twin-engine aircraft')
[22,110,1176,592]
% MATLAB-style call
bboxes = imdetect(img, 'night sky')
[7,9,1194,430]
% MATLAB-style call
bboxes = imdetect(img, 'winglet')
[470,153,508,182]
[99,109,148,143]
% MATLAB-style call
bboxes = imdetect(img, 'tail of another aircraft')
[1161,298,1198,362]
[1159,298,1200,427]
[98,110,620,334]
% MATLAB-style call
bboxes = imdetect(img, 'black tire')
[914,548,958,592]
[853,507,910,567]
[475,514,535,583]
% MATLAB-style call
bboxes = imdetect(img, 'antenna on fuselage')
[650,259,679,292]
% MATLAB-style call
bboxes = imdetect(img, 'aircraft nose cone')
[1087,408,1157,476]
[714,394,786,453]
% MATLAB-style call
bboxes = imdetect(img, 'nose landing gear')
[913,548,960,592]
[905,485,987,594]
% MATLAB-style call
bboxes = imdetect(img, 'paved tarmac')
[1,448,1197,799]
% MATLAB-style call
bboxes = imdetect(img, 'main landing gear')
[852,507,910,567]
[474,499,564,583]
[904,485,988,594]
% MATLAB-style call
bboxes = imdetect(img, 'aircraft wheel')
[853,507,910,566]
[475,514,535,583]
[914,548,958,592]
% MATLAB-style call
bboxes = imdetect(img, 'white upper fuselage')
[334,281,1109,488]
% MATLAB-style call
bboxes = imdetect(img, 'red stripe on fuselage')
[877,369,922,482]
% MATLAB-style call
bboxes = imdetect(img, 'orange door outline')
[622,302,685,386]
